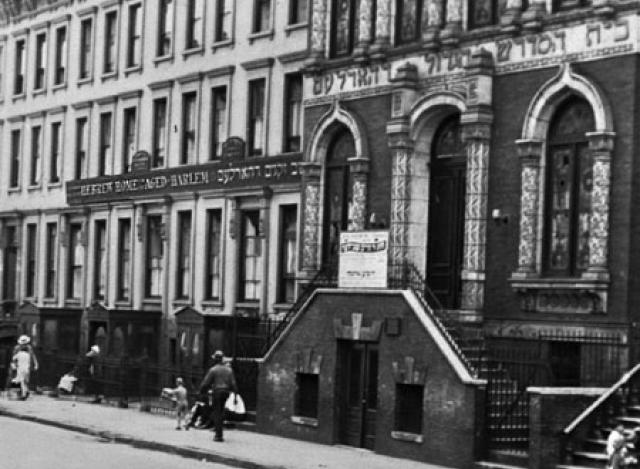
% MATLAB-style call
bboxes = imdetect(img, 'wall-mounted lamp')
[491,208,509,225]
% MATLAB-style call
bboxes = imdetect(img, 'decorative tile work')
[302,183,320,270]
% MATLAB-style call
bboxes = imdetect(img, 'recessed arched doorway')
[322,127,354,266]
[427,115,466,308]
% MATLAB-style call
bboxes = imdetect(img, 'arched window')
[543,97,595,276]
[323,128,354,264]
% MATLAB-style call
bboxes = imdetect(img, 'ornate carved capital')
[461,122,491,142]
[386,118,413,149]
[586,131,615,153]
[298,162,323,181]
[516,139,544,162]
[348,157,370,175]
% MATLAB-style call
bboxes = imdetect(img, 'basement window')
[395,383,423,434]
[295,372,318,419]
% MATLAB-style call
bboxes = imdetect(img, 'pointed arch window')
[543,97,595,277]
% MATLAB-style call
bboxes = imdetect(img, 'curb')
[0,407,285,469]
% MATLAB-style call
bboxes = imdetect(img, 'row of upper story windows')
[0,0,309,100]
[329,0,594,57]
[2,73,303,190]
[3,204,298,308]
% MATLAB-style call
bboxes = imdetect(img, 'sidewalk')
[0,394,455,469]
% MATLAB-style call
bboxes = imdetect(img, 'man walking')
[199,350,238,442]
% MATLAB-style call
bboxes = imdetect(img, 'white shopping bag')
[224,392,246,415]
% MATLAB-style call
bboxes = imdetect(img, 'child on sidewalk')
[161,377,189,430]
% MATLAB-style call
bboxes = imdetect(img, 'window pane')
[46,223,57,298]
[80,19,92,78]
[182,93,197,164]
[548,147,572,272]
[31,126,41,185]
[50,123,61,183]
[118,220,131,300]
[211,87,227,159]
[334,0,353,56]
[577,144,592,270]
[153,99,167,167]
[395,383,423,434]
[398,0,419,43]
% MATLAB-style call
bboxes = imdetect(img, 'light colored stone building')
[0,0,309,366]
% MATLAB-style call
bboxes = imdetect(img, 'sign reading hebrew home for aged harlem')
[338,231,389,289]
[66,153,303,205]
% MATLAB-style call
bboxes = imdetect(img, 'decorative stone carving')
[514,287,606,315]
[514,140,543,275]
[585,131,615,279]
[302,181,321,270]
[307,0,328,69]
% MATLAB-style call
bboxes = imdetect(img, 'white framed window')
[102,5,120,77]
[213,0,234,45]
[186,0,204,50]
[126,2,143,70]
[52,16,70,88]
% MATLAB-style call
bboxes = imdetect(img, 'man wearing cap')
[199,350,238,442]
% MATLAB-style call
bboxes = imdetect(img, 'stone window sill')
[201,299,223,308]
[172,298,192,307]
[285,22,308,36]
[12,92,26,102]
[391,431,423,443]
[153,54,173,66]
[43,298,58,306]
[101,71,117,82]
[48,181,63,189]
[509,274,609,314]
[182,46,204,59]
[211,39,233,52]
[8,186,22,194]
[52,82,67,92]
[33,87,46,97]
[64,299,81,307]
[124,65,142,76]
[114,300,132,308]
[248,29,273,44]
[77,76,93,86]
[27,184,42,192]
[290,415,318,427]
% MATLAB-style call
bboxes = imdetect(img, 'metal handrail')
[563,362,640,435]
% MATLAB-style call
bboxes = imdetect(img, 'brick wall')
[257,290,484,468]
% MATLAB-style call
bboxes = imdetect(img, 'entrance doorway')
[338,341,378,449]
[427,116,466,308]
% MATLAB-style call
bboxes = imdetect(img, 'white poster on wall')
[338,230,389,289]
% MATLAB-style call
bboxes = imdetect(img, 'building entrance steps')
[0,394,455,469]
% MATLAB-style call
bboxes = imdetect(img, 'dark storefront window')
[395,383,423,434]
[146,215,164,298]
[205,210,222,300]
[543,97,594,277]
[25,224,37,298]
[176,211,192,299]
[210,86,227,159]
[153,98,168,167]
[94,220,107,301]
[45,223,57,298]
[117,219,131,301]
[295,373,319,418]
[2,226,18,300]
[278,205,297,303]
[248,79,265,156]
[67,223,83,300]
[396,0,422,44]
[239,210,262,301]
[284,74,302,153]
[99,112,112,176]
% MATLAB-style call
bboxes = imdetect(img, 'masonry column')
[370,0,391,60]
[513,140,543,277]
[348,158,369,230]
[521,0,546,32]
[422,0,445,49]
[306,0,328,71]
[440,0,462,47]
[353,0,374,62]
[584,131,615,281]
[259,187,273,315]
[300,162,323,272]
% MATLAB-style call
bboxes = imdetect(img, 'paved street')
[0,416,234,469]
[0,395,456,469]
